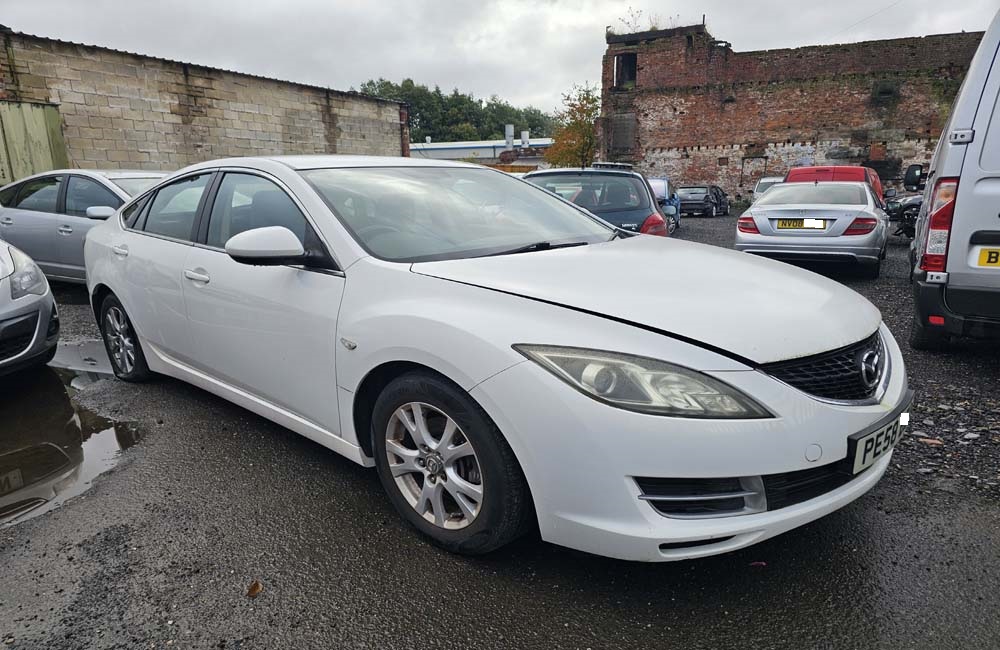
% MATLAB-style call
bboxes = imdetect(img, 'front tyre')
[99,294,152,382]
[372,372,531,555]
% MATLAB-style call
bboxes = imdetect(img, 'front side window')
[525,173,651,213]
[141,174,211,241]
[14,176,62,213]
[65,176,123,217]
[755,184,867,206]
[206,173,311,248]
[302,167,611,262]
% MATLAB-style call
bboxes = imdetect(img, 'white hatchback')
[84,156,911,561]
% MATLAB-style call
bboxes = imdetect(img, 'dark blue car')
[524,167,676,236]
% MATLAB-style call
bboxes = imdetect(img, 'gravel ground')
[1,220,998,649]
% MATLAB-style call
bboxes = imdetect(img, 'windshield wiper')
[485,241,589,257]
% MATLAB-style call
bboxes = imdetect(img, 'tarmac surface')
[1,216,998,649]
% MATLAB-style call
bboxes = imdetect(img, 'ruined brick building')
[0,25,407,184]
[600,24,983,196]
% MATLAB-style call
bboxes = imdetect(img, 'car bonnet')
[411,235,882,365]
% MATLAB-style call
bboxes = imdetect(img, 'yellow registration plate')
[978,248,1000,266]
[777,219,825,229]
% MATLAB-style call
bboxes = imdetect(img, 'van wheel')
[909,313,949,351]
[372,372,532,555]
[99,294,152,382]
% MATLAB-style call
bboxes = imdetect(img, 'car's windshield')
[524,173,651,213]
[756,183,868,205]
[301,167,612,262]
[677,187,707,197]
[112,177,164,196]
[755,180,779,193]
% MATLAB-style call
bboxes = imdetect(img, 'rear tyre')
[99,294,152,382]
[666,214,678,235]
[372,371,532,555]
[707,205,717,218]
[909,312,950,351]
[860,259,881,280]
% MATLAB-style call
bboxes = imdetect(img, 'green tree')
[544,84,601,168]
[356,78,554,143]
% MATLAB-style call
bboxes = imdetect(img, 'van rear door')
[947,18,1000,293]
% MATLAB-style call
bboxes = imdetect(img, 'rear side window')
[0,183,19,207]
[141,174,211,241]
[121,196,149,229]
[14,176,62,213]
[206,173,311,248]
[65,176,123,217]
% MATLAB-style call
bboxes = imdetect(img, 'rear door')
[56,175,125,280]
[950,26,1000,291]
[0,175,63,274]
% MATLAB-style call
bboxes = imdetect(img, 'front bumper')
[913,278,1000,339]
[472,324,910,561]
[735,231,882,264]
[0,284,59,376]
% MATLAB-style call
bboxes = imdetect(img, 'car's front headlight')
[9,246,48,300]
[514,345,771,419]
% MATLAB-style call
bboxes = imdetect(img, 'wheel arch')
[90,282,115,321]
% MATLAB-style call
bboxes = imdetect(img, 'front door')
[56,175,124,280]
[182,171,343,434]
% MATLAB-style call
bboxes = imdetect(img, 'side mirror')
[225,226,305,266]
[86,206,116,219]
[884,188,897,199]
[663,205,677,216]
[904,164,925,191]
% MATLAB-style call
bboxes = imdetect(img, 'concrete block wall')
[0,28,406,171]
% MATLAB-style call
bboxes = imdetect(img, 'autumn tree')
[544,84,601,169]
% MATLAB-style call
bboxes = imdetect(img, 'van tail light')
[640,213,668,236]
[920,177,959,273]
[737,214,759,233]
[844,217,878,235]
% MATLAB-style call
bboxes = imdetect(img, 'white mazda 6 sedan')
[84,156,911,561]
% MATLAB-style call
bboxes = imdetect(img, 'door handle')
[58,225,73,235]
[0,218,12,226]
[184,269,211,284]
[111,244,129,257]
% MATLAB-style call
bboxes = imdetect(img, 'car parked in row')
[677,185,730,217]
[524,166,675,235]
[752,176,784,203]
[0,170,166,283]
[905,8,1000,350]
[734,181,889,278]
[646,176,682,228]
[0,239,59,376]
[785,165,892,203]
[85,155,910,562]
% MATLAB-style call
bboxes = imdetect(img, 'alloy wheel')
[385,401,484,530]
[104,306,136,374]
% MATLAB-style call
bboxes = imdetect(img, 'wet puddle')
[0,341,137,528]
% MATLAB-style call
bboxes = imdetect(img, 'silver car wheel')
[385,401,484,530]
[104,306,135,374]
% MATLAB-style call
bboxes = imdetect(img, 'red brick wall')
[601,26,982,193]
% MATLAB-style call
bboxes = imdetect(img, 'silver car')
[0,170,165,283]
[734,181,889,279]
[0,240,58,376]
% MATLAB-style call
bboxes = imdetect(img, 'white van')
[906,9,1000,349]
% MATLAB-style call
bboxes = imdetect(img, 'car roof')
[178,155,482,173]
[524,168,643,178]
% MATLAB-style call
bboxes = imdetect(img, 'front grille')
[636,459,865,518]
[761,332,884,401]
[0,313,38,361]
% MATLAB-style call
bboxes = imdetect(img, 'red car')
[784,166,891,202]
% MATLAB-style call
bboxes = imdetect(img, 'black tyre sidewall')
[99,294,152,382]
[372,372,528,554]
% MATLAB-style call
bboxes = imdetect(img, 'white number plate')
[0,468,24,497]
[852,421,903,474]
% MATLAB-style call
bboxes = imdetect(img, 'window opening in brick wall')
[614,53,637,90]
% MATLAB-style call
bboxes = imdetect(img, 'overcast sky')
[2,0,995,112]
